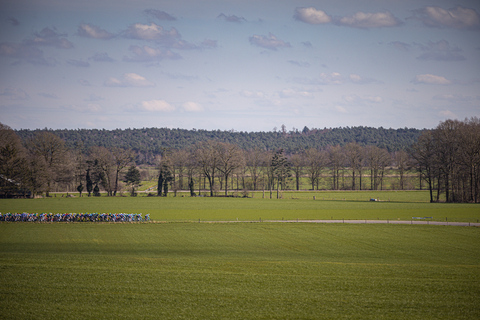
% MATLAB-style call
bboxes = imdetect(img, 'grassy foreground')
[1,223,479,319]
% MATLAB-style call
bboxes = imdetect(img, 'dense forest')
[15,126,423,163]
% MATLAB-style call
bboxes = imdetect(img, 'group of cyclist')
[0,212,151,222]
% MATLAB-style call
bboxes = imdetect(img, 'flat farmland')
[1,192,479,319]
[1,223,479,319]
[0,191,478,222]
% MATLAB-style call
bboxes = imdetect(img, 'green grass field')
[1,192,479,318]
[0,191,478,222]
[1,223,479,319]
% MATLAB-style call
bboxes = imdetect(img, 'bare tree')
[410,131,437,202]
[365,146,390,190]
[261,150,275,198]
[394,150,410,190]
[344,143,363,190]
[303,148,327,190]
[0,123,27,197]
[458,117,480,202]
[111,147,134,196]
[433,119,461,202]
[194,141,219,197]
[289,153,304,191]
[172,149,190,190]
[89,146,115,196]
[26,131,71,197]
[23,153,48,197]
[328,145,345,190]
[246,148,263,190]
[410,118,480,203]
[216,142,244,196]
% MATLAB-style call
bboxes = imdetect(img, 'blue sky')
[1,0,479,131]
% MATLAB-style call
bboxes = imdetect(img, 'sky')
[0,0,479,132]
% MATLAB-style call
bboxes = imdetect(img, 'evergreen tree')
[271,149,291,199]
[157,171,164,196]
[163,179,169,197]
[86,169,93,197]
[93,184,100,197]
[124,165,141,196]
[157,158,173,196]
[77,183,84,197]
[189,177,195,196]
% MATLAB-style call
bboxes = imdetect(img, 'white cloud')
[318,72,343,85]
[415,40,465,61]
[335,106,348,113]
[144,9,176,21]
[278,87,319,99]
[389,41,411,51]
[201,39,217,48]
[240,90,265,98]
[122,23,199,50]
[123,23,180,43]
[217,13,246,23]
[293,72,379,86]
[62,103,102,113]
[439,110,457,118]
[249,33,291,51]
[294,7,332,24]
[85,103,102,112]
[123,45,181,62]
[170,40,199,50]
[366,96,384,103]
[77,23,115,40]
[84,94,104,102]
[104,73,155,87]
[38,92,59,99]
[292,72,343,85]
[161,71,199,81]
[141,100,175,112]
[88,52,115,62]
[0,42,55,66]
[349,74,380,84]
[336,11,402,28]
[287,60,310,67]
[182,102,204,112]
[343,94,383,104]
[0,87,29,100]
[433,94,474,102]
[25,27,74,49]
[78,79,92,86]
[67,59,90,67]
[412,74,452,85]
[413,6,480,29]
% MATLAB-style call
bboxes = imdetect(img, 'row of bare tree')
[0,123,135,197]
[411,118,480,203]
[2,118,478,202]
[156,140,412,198]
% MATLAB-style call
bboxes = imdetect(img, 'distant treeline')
[2,119,479,202]
[16,126,423,162]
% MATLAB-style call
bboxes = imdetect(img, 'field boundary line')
[170,220,480,227]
